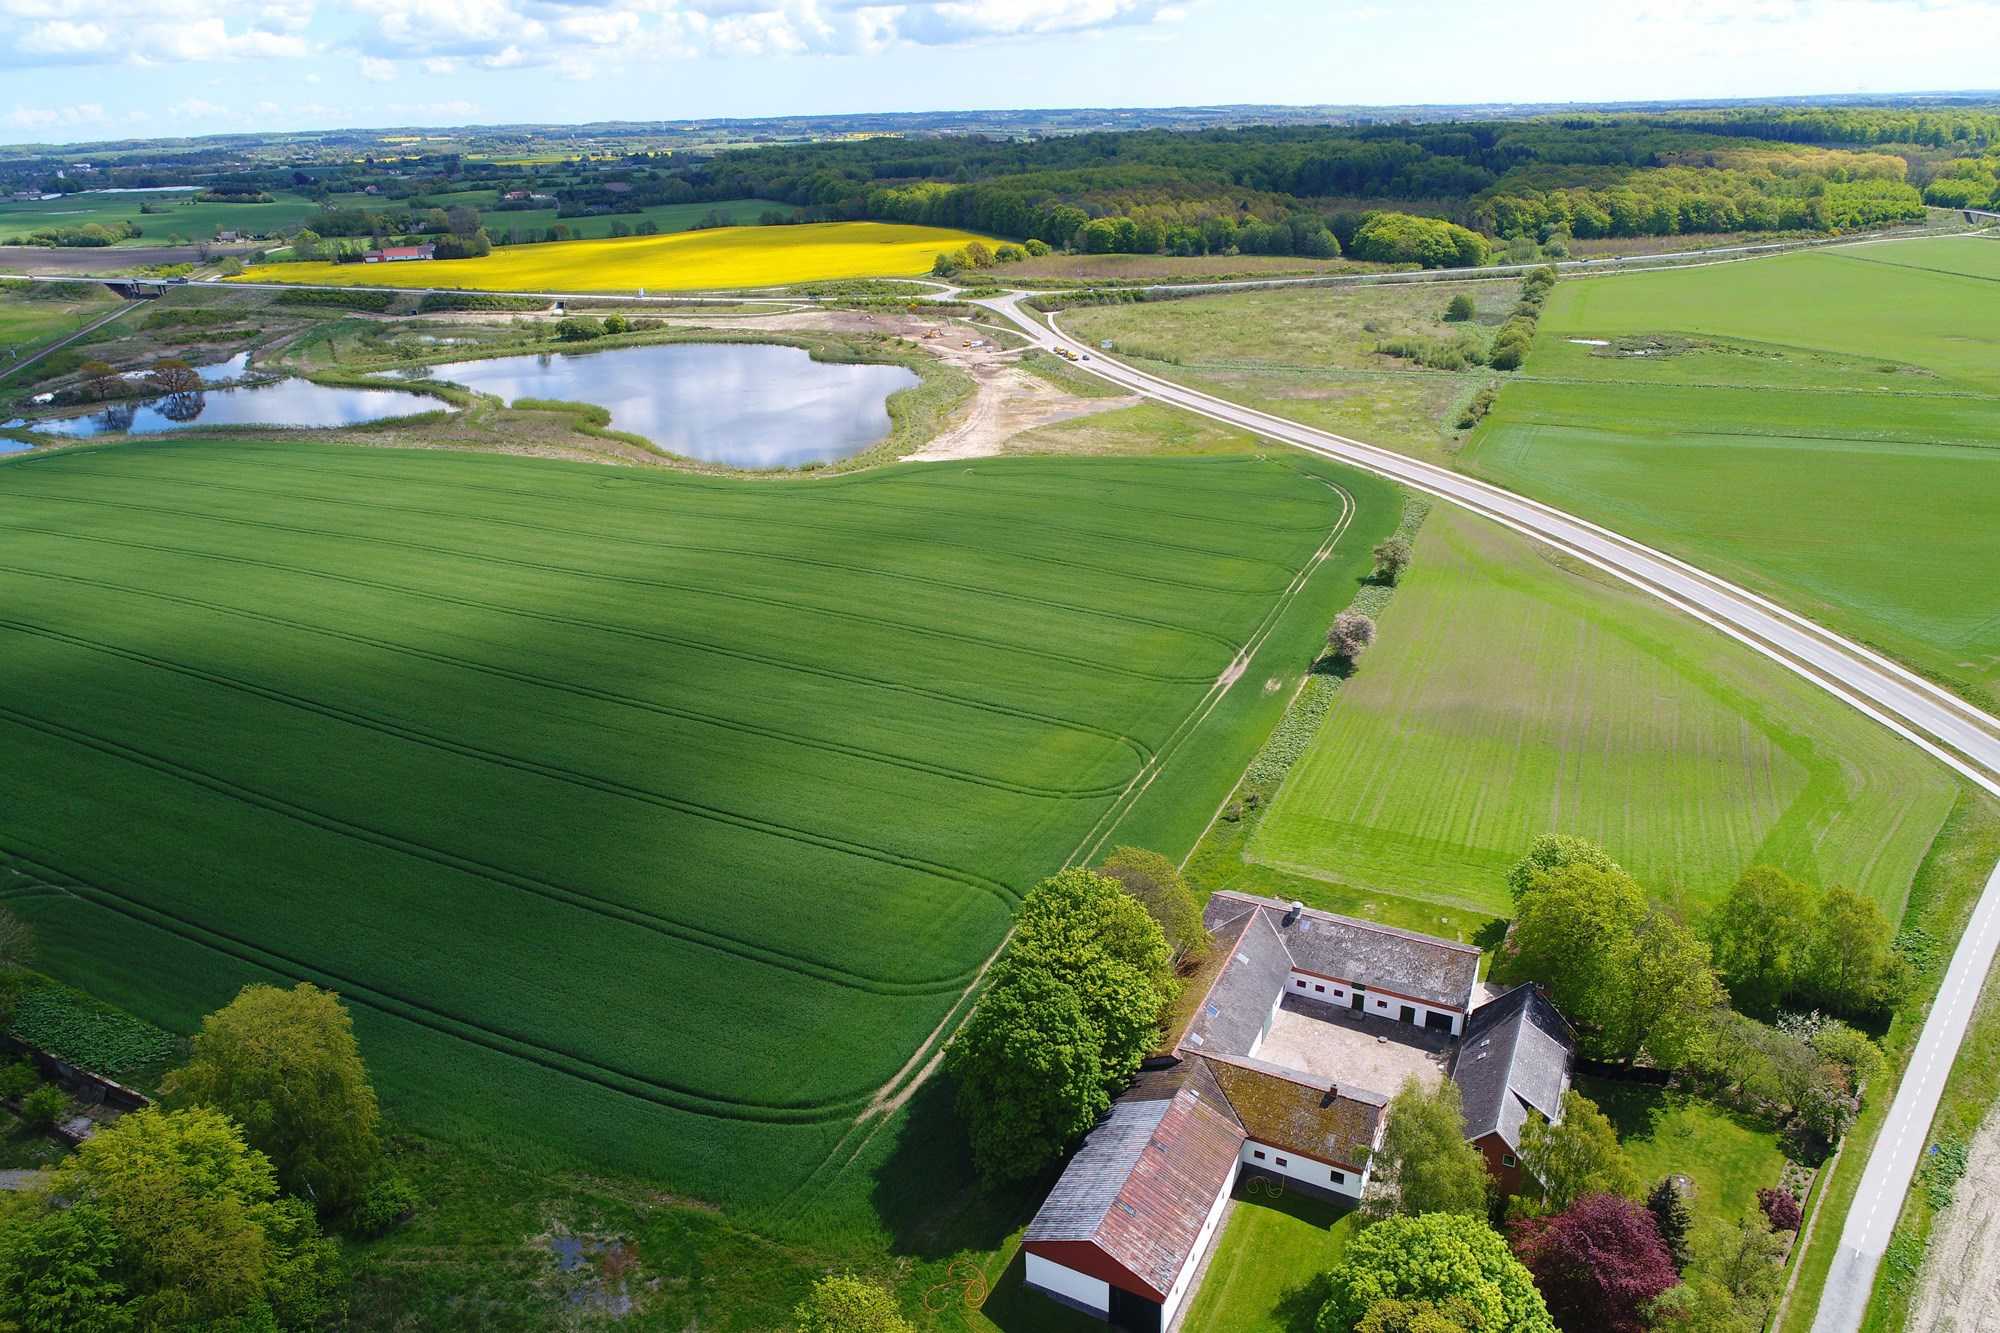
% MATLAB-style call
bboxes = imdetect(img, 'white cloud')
[6,101,108,128]
[168,96,228,119]
[360,54,398,80]
[0,0,320,67]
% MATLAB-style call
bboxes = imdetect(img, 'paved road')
[972,290,2000,1333]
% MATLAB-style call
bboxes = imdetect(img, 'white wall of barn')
[1283,970,1463,1035]
[1160,1156,1240,1329]
[1240,1139,1366,1198]
[1024,1253,1110,1315]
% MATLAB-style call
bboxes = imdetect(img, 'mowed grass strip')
[1466,240,2000,709]
[1248,505,1956,918]
[235,221,995,292]
[0,438,1357,1202]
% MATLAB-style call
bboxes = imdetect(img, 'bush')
[1024,238,1052,257]
[0,1062,36,1101]
[274,288,394,313]
[1489,339,1529,371]
[792,1273,912,1333]
[1350,211,1492,268]
[1444,293,1476,321]
[1758,1186,1802,1231]
[18,1086,67,1131]
[348,1173,419,1237]
[1458,384,1499,430]
[554,317,605,342]
[415,292,546,313]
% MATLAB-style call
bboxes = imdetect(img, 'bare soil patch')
[1909,1111,2000,1331]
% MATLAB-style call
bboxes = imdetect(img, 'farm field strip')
[1465,240,2000,710]
[1247,505,1958,918]
[234,221,997,292]
[0,439,1362,1199]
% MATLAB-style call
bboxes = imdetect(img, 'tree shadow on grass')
[867,1072,1048,1264]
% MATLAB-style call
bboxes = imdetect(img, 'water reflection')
[29,378,446,439]
[427,342,919,468]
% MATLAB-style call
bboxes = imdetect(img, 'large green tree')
[0,1203,132,1333]
[1799,886,1905,1016]
[1368,1079,1490,1221]
[1516,1089,1639,1213]
[1619,907,1725,1068]
[1505,834,1621,903]
[946,870,1175,1184]
[5,1106,341,1330]
[163,982,382,1215]
[1507,863,1645,1042]
[1706,866,1814,1016]
[1097,846,1208,966]
[1319,1213,1555,1333]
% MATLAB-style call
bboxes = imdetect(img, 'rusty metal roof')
[1023,1081,1245,1301]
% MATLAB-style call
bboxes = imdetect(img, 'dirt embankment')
[1909,1112,2000,1331]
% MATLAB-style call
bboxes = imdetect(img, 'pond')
[422,342,919,468]
[26,378,448,439]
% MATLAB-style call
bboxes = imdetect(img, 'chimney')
[1282,900,1304,926]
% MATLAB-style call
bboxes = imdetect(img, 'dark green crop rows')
[0,438,1381,1205]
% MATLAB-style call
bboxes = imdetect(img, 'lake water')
[423,342,919,468]
[27,378,446,439]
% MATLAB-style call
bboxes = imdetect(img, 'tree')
[1444,293,1476,321]
[1645,1178,1694,1273]
[290,228,321,260]
[0,1203,133,1333]
[1506,835,1620,903]
[946,870,1174,1184]
[78,360,121,401]
[1651,1213,1787,1332]
[148,359,201,395]
[1488,338,1529,372]
[1355,1297,1484,1333]
[20,1106,340,1329]
[1097,846,1208,966]
[1326,610,1377,664]
[18,1087,66,1132]
[1757,1187,1801,1231]
[1799,886,1904,1016]
[1506,863,1645,1045]
[1516,1089,1638,1211]
[1372,537,1413,585]
[1707,866,1814,1016]
[444,204,481,236]
[791,1273,912,1333]
[1510,1193,1677,1333]
[1319,1213,1554,1333]
[1619,907,1724,1067]
[1368,1078,1490,1220]
[163,982,382,1216]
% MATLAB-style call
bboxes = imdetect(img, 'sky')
[3,0,1999,143]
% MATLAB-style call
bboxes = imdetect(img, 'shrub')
[348,1173,420,1237]
[1444,293,1476,321]
[274,288,394,313]
[1489,339,1529,371]
[1326,610,1377,663]
[1457,384,1499,429]
[1024,238,1051,257]
[792,1273,912,1333]
[0,1062,36,1102]
[415,293,546,313]
[18,1086,67,1131]
[1758,1186,1802,1231]
[1372,537,1413,584]
[554,317,605,342]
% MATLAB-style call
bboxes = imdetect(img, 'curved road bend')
[973,292,2000,1333]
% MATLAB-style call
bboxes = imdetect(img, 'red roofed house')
[363,244,435,263]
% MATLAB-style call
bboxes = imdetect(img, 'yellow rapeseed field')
[234,222,993,293]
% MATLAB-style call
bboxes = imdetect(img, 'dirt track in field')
[1908,1111,2000,1331]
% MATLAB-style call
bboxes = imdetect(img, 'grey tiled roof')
[1206,890,1481,1010]
[1179,910,1292,1059]
[1451,982,1576,1151]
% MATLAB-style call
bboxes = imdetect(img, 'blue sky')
[3,0,1998,143]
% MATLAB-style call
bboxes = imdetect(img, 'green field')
[473,197,788,244]
[1061,279,1513,464]
[1182,1185,1355,1333]
[1579,1078,1788,1226]
[0,191,325,243]
[0,283,118,363]
[1246,505,1958,918]
[0,437,1393,1208]
[1466,238,2000,710]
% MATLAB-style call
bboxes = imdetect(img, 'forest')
[686,110,2000,262]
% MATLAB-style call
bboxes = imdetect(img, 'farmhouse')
[1022,890,1575,1331]
[364,244,435,263]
